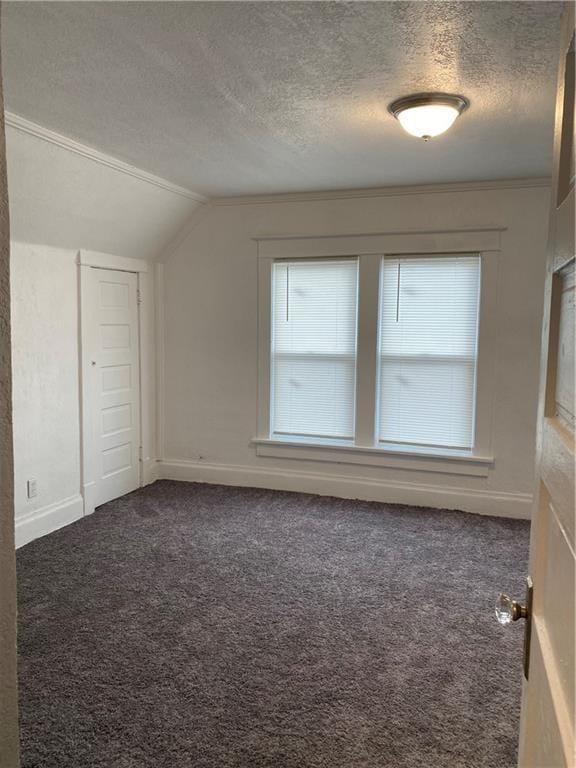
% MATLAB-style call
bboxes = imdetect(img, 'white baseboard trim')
[142,458,159,486]
[15,494,85,548]
[83,481,97,516]
[157,459,532,520]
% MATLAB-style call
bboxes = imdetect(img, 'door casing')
[78,249,153,515]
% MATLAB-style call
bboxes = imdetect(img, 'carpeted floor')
[17,480,530,768]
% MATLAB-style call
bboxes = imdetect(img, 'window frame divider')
[354,254,381,447]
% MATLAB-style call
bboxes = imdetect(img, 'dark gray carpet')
[17,480,529,768]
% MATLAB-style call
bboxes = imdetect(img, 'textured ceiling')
[1,1,564,197]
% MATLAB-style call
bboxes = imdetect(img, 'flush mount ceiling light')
[388,93,469,140]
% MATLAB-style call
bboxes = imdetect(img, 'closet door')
[86,267,141,507]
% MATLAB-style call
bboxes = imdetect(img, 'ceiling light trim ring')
[388,92,470,119]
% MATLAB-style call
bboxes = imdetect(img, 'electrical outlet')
[27,479,37,499]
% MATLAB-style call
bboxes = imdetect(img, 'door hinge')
[138,446,143,463]
[137,288,142,306]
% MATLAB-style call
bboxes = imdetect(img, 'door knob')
[495,577,533,680]
[495,593,528,624]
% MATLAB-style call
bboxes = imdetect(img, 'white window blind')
[377,255,481,450]
[271,259,358,441]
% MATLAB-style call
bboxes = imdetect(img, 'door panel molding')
[79,258,151,513]
[518,6,575,766]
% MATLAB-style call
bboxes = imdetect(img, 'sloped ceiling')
[5,122,201,261]
[1,1,563,198]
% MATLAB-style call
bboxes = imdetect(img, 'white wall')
[0,69,20,767]
[11,243,83,545]
[11,243,157,546]
[5,115,202,261]
[159,182,550,518]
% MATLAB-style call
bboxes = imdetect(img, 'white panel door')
[516,8,575,767]
[88,267,141,507]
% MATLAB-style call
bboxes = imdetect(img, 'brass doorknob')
[495,593,528,625]
[496,578,533,680]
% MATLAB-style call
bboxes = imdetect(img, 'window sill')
[252,437,494,477]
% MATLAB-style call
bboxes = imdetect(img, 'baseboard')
[83,481,96,516]
[15,494,85,548]
[142,458,159,486]
[157,459,532,520]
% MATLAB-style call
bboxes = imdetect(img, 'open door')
[497,6,575,767]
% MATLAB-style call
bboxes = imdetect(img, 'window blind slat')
[271,260,358,440]
[377,255,481,449]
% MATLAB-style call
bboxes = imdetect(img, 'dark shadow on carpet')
[17,480,529,768]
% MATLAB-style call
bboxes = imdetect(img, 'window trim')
[255,228,502,475]
[252,437,493,477]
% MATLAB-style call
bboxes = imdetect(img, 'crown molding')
[4,111,208,204]
[212,177,551,206]
[4,110,550,207]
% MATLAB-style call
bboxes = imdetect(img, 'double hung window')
[267,253,482,457]
[377,256,481,450]
[270,259,358,442]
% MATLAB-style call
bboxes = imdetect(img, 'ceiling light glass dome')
[388,93,469,140]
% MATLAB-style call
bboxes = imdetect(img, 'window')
[377,256,481,450]
[270,259,358,442]
[257,231,497,472]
